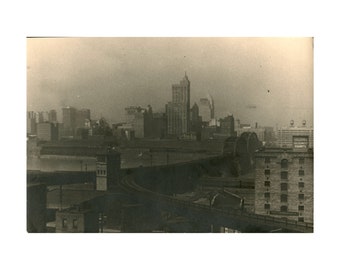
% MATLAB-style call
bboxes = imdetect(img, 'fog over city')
[27,37,313,127]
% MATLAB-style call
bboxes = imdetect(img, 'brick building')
[254,136,313,223]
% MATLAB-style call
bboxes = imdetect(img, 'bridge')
[118,174,313,233]
[27,132,313,232]
[223,132,262,175]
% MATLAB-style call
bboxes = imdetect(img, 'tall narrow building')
[199,94,214,123]
[166,73,191,136]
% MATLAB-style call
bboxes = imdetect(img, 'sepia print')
[27,37,313,233]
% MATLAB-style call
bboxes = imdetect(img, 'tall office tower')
[27,111,37,135]
[35,112,44,123]
[190,103,201,136]
[199,94,214,123]
[62,106,77,136]
[124,105,152,138]
[166,73,190,135]
[49,110,57,122]
[75,108,91,129]
[220,114,235,137]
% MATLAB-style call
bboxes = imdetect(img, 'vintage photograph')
[27,37,313,233]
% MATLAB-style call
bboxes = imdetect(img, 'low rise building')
[55,207,99,233]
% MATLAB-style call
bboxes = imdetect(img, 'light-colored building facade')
[37,122,59,141]
[96,148,121,191]
[277,121,313,148]
[55,208,99,233]
[199,94,214,123]
[254,136,313,224]
[125,106,152,138]
[166,73,190,135]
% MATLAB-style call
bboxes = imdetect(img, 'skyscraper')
[166,73,191,135]
[220,114,236,137]
[49,110,57,122]
[62,106,77,137]
[199,94,214,123]
[75,109,91,129]
[124,105,153,138]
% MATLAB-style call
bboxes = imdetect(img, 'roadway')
[118,175,313,233]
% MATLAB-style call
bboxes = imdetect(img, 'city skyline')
[27,37,313,127]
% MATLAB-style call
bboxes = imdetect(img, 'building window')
[265,169,270,176]
[281,159,288,169]
[299,193,304,200]
[299,158,305,164]
[299,170,305,176]
[281,171,288,180]
[280,205,288,212]
[298,182,304,188]
[264,204,270,210]
[264,181,270,187]
[281,183,288,191]
[298,217,304,222]
[281,194,288,202]
[265,157,270,163]
[62,218,67,228]
[264,192,270,199]
[298,205,304,211]
[73,219,78,229]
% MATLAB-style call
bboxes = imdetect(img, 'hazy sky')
[27,37,313,127]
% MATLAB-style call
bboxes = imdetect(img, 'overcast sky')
[27,37,313,127]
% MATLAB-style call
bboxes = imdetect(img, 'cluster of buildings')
[117,73,236,141]
[27,73,239,142]
[27,73,313,149]
[27,107,92,141]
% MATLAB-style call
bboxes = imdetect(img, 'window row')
[264,170,304,177]
[263,204,305,211]
[97,169,106,175]
[264,158,305,165]
[263,193,305,201]
[263,182,304,189]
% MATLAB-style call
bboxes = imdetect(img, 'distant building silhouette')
[199,94,214,123]
[27,111,37,135]
[37,122,59,141]
[151,112,167,139]
[190,103,202,138]
[62,106,77,137]
[125,105,153,138]
[166,73,191,136]
[62,106,91,138]
[48,109,57,122]
[219,114,235,137]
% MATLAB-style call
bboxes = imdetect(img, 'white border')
[1,0,340,269]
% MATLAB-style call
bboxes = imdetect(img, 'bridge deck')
[119,175,313,233]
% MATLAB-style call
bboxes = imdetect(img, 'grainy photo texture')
[27,37,313,233]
